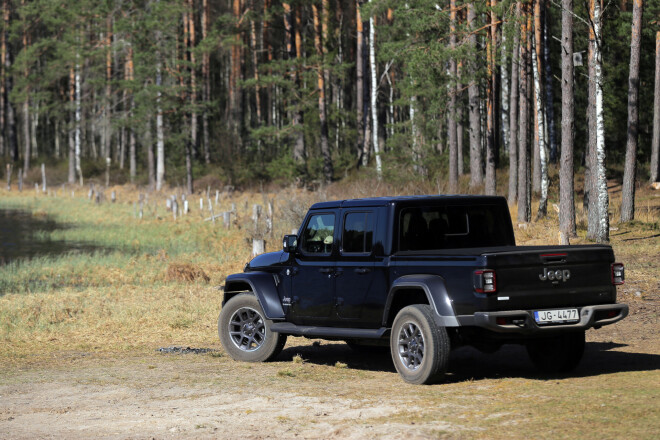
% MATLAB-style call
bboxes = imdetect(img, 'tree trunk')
[21,2,29,171]
[620,0,643,222]
[559,0,576,244]
[368,4,381,179]
[518,2,531,223]
[189,0,198,163]
[508,2,521,205]
[312,3,333,183]
[202,0,210,164]
[126,47,136,182]
[145,115,155,190]
[68,68,75,184]
[229,0,242,138]
[533,0,548,219]
[75,55,82,186]
[249,0,261,127]
[449,0,458,192]
[467,3,483,188]
[586,18,598,239]
[4,0,16,163]
[485,0,498,196]
[500,33,510,157]
[0,0,6,158]
[543,1,557,163]
[650,31,660,183]
[457,62,464,177]
[592,0,609,243]
[103,16,112,162]
[156,62,165,191]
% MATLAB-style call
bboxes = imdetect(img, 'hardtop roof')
[308,194,507,210]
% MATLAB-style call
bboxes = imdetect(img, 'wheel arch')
[223,272,285,320]
[383,274,458,328]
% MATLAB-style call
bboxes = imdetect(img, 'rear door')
[335,210,376,321]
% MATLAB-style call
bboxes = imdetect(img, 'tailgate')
[481,245,617,311]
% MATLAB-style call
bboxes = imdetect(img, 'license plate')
[534,308,579,324]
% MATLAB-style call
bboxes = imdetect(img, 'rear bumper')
[457,303,628,335]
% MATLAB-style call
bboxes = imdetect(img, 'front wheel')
[526,331,585,374]
[219,293,287,362]
[390,305,450,385]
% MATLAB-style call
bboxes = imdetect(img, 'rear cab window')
[399,204,512,251]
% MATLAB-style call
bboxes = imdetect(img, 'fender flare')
[223,272,285,320]
[383,274,459,327]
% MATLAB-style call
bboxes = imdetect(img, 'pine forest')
[1,0,659,243]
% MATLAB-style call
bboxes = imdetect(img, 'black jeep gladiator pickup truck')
[218,196,628,384]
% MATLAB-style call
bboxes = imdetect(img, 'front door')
[289,211,337,325]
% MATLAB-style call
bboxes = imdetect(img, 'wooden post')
[215,190,219,205]
[18,169,23,192]
[199,198,203,210]
[172,199,178,220]
[252,239,265,256]
[41,163,47,193]
[34,183,39,194]
[223,211,231,228]
[252,204,262,233]
[88,184,94,200]
[111,191,116,203]
[166,198,172,210]
[5,164,11,190]
[139,194,144,219]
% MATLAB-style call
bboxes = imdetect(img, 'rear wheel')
[219,293,287,362]
[390,305,450,385]
[526,331,585,374]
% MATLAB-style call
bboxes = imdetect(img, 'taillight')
[474,269,497,294]
[611,263,625,285]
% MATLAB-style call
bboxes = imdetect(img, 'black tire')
[390,305,450,385]
[526,331,585,374]
[218,293,287,362]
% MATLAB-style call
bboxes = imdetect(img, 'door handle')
[319,268,333,273]
[355,268,371,274]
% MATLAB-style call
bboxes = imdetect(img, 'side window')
[301,213,335,254]
[342,212,373,254]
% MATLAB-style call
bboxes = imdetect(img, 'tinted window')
[399,205,510,251]
[301,213,335,254]
[342,212,373,253]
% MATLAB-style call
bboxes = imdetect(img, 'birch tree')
[620,0,643,222]
[368,1,382,179]
[532,0,547,218]
[591,0,609,242]
[508,1,521,204]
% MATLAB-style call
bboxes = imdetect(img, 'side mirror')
[283,235,298,253]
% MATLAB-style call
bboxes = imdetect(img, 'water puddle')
[0,209,105,265]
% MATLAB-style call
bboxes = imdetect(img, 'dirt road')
[1,301,658,439]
